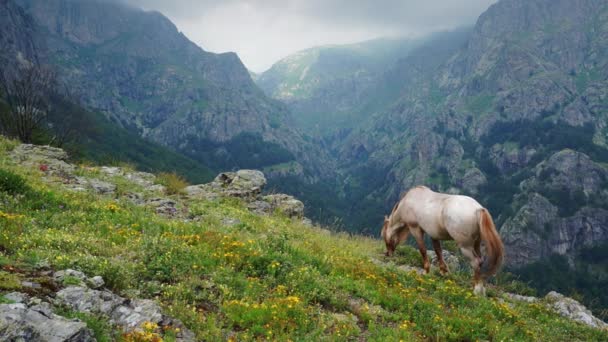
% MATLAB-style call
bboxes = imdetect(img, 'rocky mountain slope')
[13,0,331,177]
[1,138,607,340]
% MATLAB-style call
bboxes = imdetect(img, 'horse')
[381,186,504,295]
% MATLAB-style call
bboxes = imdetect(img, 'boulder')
[545,291,608,329]
[55,286,194,340]
[186,170,266,200]
[9,144,75,175]
[262,194,305,218]
[0,303,94,342]
[87,179,116,195]
[53,270,86,284]
[86,276,105,290]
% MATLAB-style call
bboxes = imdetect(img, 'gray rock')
[86,276,105,289]
[21,281,42,289]
[545,291,608,329]
[9,144,75,176]
[146,198,178,216]
[55,287,123,316]
[0,303,94,342]
[55,286,194,339]
[247,200,273,215]
[302,218,313,227]
[87,179,116,194]
[145,184,166,193]
[124,171,156,187]
[54,269,86,284]
[100,166,123,176]
[187,170,266,200]
[262,194,305,218]
[3,292,28,304]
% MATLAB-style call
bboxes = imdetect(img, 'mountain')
[257,32,472,137]
[14,0,330,177]
[0,0,216,182]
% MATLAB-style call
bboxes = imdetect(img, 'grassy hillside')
[0,137,606,341]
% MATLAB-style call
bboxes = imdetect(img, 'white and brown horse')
[381,186,504,295]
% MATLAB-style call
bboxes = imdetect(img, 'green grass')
[0,136,607,341]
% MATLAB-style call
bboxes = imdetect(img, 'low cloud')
[121,0,497,72]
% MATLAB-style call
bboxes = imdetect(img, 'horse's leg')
[460,244,485,296]
[432,239,449,275]
[411,227,430,274]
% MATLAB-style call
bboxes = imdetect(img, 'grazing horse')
[381,186,504,295]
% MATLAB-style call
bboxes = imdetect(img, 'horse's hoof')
[473,283,486,296]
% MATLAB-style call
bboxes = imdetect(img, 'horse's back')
[401,187,483,242]
[442,195,483,243]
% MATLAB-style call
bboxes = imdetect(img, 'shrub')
[155,172,189,195]
[0,168,30,195]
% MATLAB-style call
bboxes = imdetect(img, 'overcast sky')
[123,0,497,72]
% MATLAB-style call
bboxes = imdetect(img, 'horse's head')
[381,215,396,257]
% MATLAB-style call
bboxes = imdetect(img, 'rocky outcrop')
[545,291,608,329]
[0,269,195,342]
[186,170,267,200]
[9,144,75,176]
[261,194,305,218]
[0,303,94,342]
[503,150,608,266]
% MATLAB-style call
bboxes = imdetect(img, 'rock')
[186,170,266,200]
[111,299,163,329]
[124,171,156,187]
[262,194,305,218]
[502,191,608,267]
[55,286,194,339]
[146,198,178,216]
[87,179,116,195]
[100,166,123,176]
[0,303,94,342]
[3,292,28,304]
[545,291,608,329]
[55,287,123,316]
[21,281,42,289]
[247,200,272,215]
[302,218,313,227]
[86,276,105,289]
[54,270,86,284]
[9,144,75,176]
[124,192,145,206]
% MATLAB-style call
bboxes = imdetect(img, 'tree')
[0,61,55,143]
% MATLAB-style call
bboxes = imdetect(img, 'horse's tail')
[478,208,504,277]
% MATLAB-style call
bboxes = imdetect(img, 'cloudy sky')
[123,0,497,72]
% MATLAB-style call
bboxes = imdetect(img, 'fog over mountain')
[118,0,497,71]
